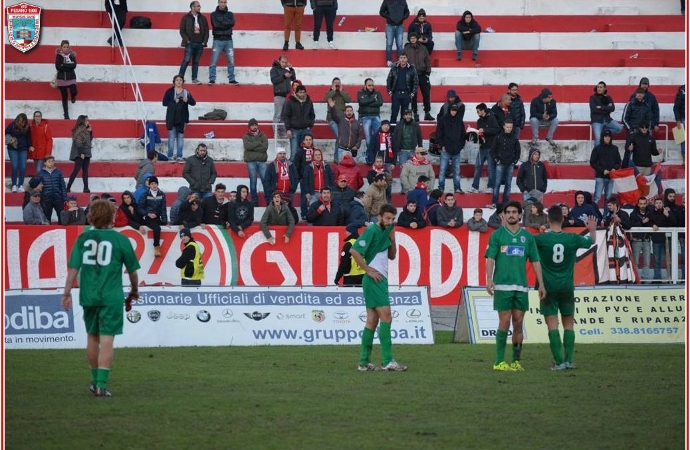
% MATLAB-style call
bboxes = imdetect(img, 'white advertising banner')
[4,286,434,349]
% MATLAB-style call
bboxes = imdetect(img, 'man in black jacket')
[201,183,230,228]
[489,120,520,208]
[386,54,419,124]
[283,85,315,161]
[516,148,548,203]
[507,83,526,138]
[589,81,623,145]
[270,55,296,131]
[589,130,621,206]
[602,196,631,229]
[529,88,559,147]
[629,197,653,280]
[436,104,465,193]
[209,0,238,85]
[468,103,500,194]
[178,1,209,84]
[649,198,676,282]
[380,0,409,67]
[183,143,217,199]
[105,0,127,46]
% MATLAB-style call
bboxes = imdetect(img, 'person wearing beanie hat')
[516,146,549,203]
[529,87,559,147]
[137,174,167,257]
[436,88,464,121]
[590,81,624,146]
[393,109,423,166]
[175,228,204,286]
[403,29,433,122]
[408,8,434,55]
[589,128,621,206]
[625,76,660,131]
[357,78,384,165]
[243,117,269,206]
[455,10,481,60]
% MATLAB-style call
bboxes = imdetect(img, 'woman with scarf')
[162,74,197,162]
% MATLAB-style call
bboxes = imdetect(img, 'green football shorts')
[493,290,529,312]
[540,291,575,316]
[83,304,124,336]
[362,275,391,309]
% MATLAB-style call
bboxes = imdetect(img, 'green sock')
[379,321,393,366]
[563,330,575,363]
[96,368,111,390]
[548,330,564,364]
[358,327,375,366]
[90,368,98,385]
[495,329,508,365]
[512,343,522,362]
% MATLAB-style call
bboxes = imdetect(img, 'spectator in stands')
[522,200,546,231]
[467,208,488,232]
[454,10,481,61]
[115,190,146,233]
[183,142,217,199]
[325,78,353,142]
[529,88,559,148]
[664,188,685,278]
[137,176,167,256]
[208,0,238,85]
[403,32,432,122]
[358,78,384,165]
[284,85,316,161]
[6,113,32,193]
[436,103,466,193]
[261,191,295,244]
[393,109,423,165]
[301,148,334,219]
[436,89,464,121]
[380,0,409,67]
[23,189,49,225]
[242,118,269,206]
[649,197,676,281]
[105,0,127,46]
[171,187,193,225]
[36,156,66,222]
[375,120,395,168]
[328,99,360,163]
[628,77,660,132]
[201,183,231,227]
[673,84,685,158]
[507,83,526,138]
[622,88,652,134]
[66,115,93,193]
[29,111,52,173]
[406,175,429,211]
[488,203,504,229]
[270,55,296,133]
[331,176,356,214]
[569,191,597,226]
[179,196,204,229]
[398,199,426,229]
[55,40,77,119]
[468,103,500,194]
[60,195,86,226]
[178,1,209,84]
[264,147,298,205]
[491,94,513,129]
[437,193,463,228]
[386,54,419,124]
[23,177,42,209]
[624,122,662,192]
[311,0,338,49]
[307,187,345,225]
[228,185,254,238]
[630,197,653,280]
[516,148,548,202]
[134,173,152,203]
[347,191,368,229]
[163,75,197,162]
[292,133,316,181]
[602,196,631,229]
[334,152,363,191]
[424,188,443,226]
[363,173,389,221]
[367,155,392,202]
[282,0,306,50]
[489,120,520,209]
[135,152,157,190]
[560,203,578,228]
[400,148,434,194]
[407,8,434,54]
[589,81,623,146]
[589,130,621,206]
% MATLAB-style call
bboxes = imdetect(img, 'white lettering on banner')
[28,229,68,288]
[327,232,341,284]
[467,231,481,286]
[239,231,267,285]
[393,233,421,286]
[7,229,21,289]
[301,232,313,285]
[430,229,463,298]
[266,252,297,284]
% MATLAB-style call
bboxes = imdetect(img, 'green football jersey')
[484,226,540,292]
[68,228,140,307]
[534,231,592,292]
[352,223,393,264]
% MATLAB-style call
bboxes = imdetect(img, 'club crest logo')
[6,2,42,53]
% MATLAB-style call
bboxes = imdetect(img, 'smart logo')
[4,295,74,335]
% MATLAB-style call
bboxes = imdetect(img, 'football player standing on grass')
[535,206,597,370]
[485,201,546,372]
[350,204,407,372]
[61,199,140,397]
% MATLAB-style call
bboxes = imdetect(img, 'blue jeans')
[492,164,514,206]
[592,120,623,146]
[329,120,339,139]
[289,128,311,162]
[34,158,44,173]
[680,119,685,159]
[398,149,414,166]
[8,149,27,187]
[472,148,496,190]
[179,42,204,81]
[360,116,380,164]
[385,24,404,63]
[209,39,235,83]
[246,161,267,205]
[454,31,480,58]
[167,127,185,159]
[439,151,461,191]
[390,91,411,123]
[653,241,667,280]
[593,177,614,205]
[530,117,559,140]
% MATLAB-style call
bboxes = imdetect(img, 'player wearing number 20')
[534,205,596,371]
[62,199,141,397]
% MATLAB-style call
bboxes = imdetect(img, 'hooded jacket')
[379,0,409,26]
[283,94,316,130]
[331,107,361,152]
[490,130,521,165]
[402,41,430,75]
[398,204,426,228]
[210,5,235,40]
[135,156,155,190]
[242,128,269,162]
[228,185,255,232]
[456,11,481,38]
[476,111,501,150]
[628,83,660,128]
[436,110,466,154]
[437,96,464,121]
[400,158,435,193]
[183,149,217,193]
[270,60,297,97]
[29,119,53,162]
[589,85,616,124]
[134,173,152,203]
[664,188,685,228]
[570,191,598,225]
[334,153,363,191]
[116,190,143,229]
[516,148,548,193]
[170,186,193,225]
[529,91,558,120]
[347,197,368,230]
[589,137,621,179]
[622,97,652,131]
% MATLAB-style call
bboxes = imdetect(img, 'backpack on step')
[130,16,152,29]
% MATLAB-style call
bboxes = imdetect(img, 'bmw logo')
[197,310,211,322]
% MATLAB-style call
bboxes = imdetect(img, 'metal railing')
[626,226,685,284]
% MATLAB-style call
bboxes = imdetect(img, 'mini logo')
[147,310,161,322]
[312,310,326,322]
[406,309,421,319]
[244,311,270,321]
[197,310,211,323]
[392,310,399,319]
[358,240,366,246]
[520,235,526,243]
[127,310,141,323]
[333,311,349,320]
[167,312,190,321]
[222,309,233,319]
[6,3,42,53]
[358,311,368,322]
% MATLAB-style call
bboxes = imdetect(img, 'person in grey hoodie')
[135,151,157,190]
[170,186,194,225]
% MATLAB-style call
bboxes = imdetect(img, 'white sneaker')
[382,360,408,371]
[18,185,25,193]
[328,41,337,49]
[313,40,320,49]
[11,185,18,192]
[467,187,479,193]
[357,363,379,372]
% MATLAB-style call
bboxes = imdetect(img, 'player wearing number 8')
[534,206,597,370]
[61,199,141,397]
